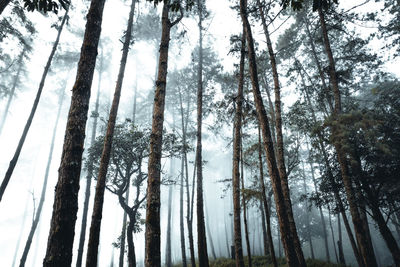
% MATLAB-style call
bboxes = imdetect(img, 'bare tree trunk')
[43,1,105,263]
[300,161,314,260]
[337,213,346,265]
[240,142,252,267]
[239,1,302,265]
[144,3,182,266]
[232,27,246,267]
[259,201,269,256]
[0,0,11,15]
[19,82,66,267]
[0,8,68,202]
[195,1,209,266]
[180,157,187,267]
[0,48,26,136]
[85,0,136,265]
[258,126,277,267]
[76,48,103,267]
[126,218,137,267]
[166,181,173,267]
[318,8,377,266]
[119,184,130,267]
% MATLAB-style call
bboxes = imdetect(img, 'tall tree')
[0,8,68,202]
[43,0,107,263]
[19,79,67,267]
[144,1,183,266]
[239,0,305,265]
[85,0,136,265]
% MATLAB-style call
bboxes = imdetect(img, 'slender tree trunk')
[144,3,182,266]
[239,1,302,265]
[0,48,25,136]
[240,142,252,267]
[258,126,277,267]
[0,9,68,202]
[178,85,195,267]
[205,202,217,260]
[166,182,173,267]
[257,2,305,264]
[76,48,103,267]
[195,1,209,266]
[308,158,330,262]
[19,82,66,267]
[127,215,137,267]
[232,28,246,267]
[259,201,269,256]
[180,157,187,267]
[318,8,378,266]
[85,1,136,265]
[327,205,339,263]
[300,161,314,260]
[337,213,346,265]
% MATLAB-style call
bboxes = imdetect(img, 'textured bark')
[232,28,246,267]
[240,140,252,267]
[318,7,377,267]
[19,83,66,267]
[85,1,136,265]
[195,0,209,266]
[165,183,173,267]
[76,49,103,267]
[43,0,105,263]
[144,3,182,266]
[0,8,68,202]
[0,48,25,136]
[239,1,300,265]
[259,201,269,256]
[257,127,277,267]
[337,214,346,265]
[262,7,305,266]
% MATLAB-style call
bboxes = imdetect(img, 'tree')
[0,7,68,202]
[43,0,107,262]
[144,2,183,266]
[85,0,137,265]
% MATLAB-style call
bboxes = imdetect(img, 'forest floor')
[173,256,348,267]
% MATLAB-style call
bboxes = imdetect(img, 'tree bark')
[42,0,104,262]
[76,47,103,267]
[257,126,277,267]
[232,27,246,267]
[165,182,173,267]
[0,8,68,202]
[144,3,182,266]
[239,1,303,265]
[337,213,346,265]
[19,81,66,267]
[85,0,136,265]
[318,7,377,267]
[195,0,209,266]
[0,48,26,136]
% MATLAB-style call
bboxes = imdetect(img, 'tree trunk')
[119,184,130,267]
[240,141,252,267]
[166,182,173,267]
[327,205,339,263]
[239,1,302,265]
[0,48,26,136]
[144,3,182,266]
[337,213,346,265]
[85,0,136,265]
[258,126,277,267]
[195,1,209,266]
[180,157,187,267]
[308,158,330,262]
[300,161,314,260]
[127,215,137,267]
[178,83,195,267]
[0,8,68,202]
[259,201,269,256]
[232,27,246,267]
[0,0,11,15]
[318,8,378,267]
[19,82,66,267]
[76,48,103,267]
